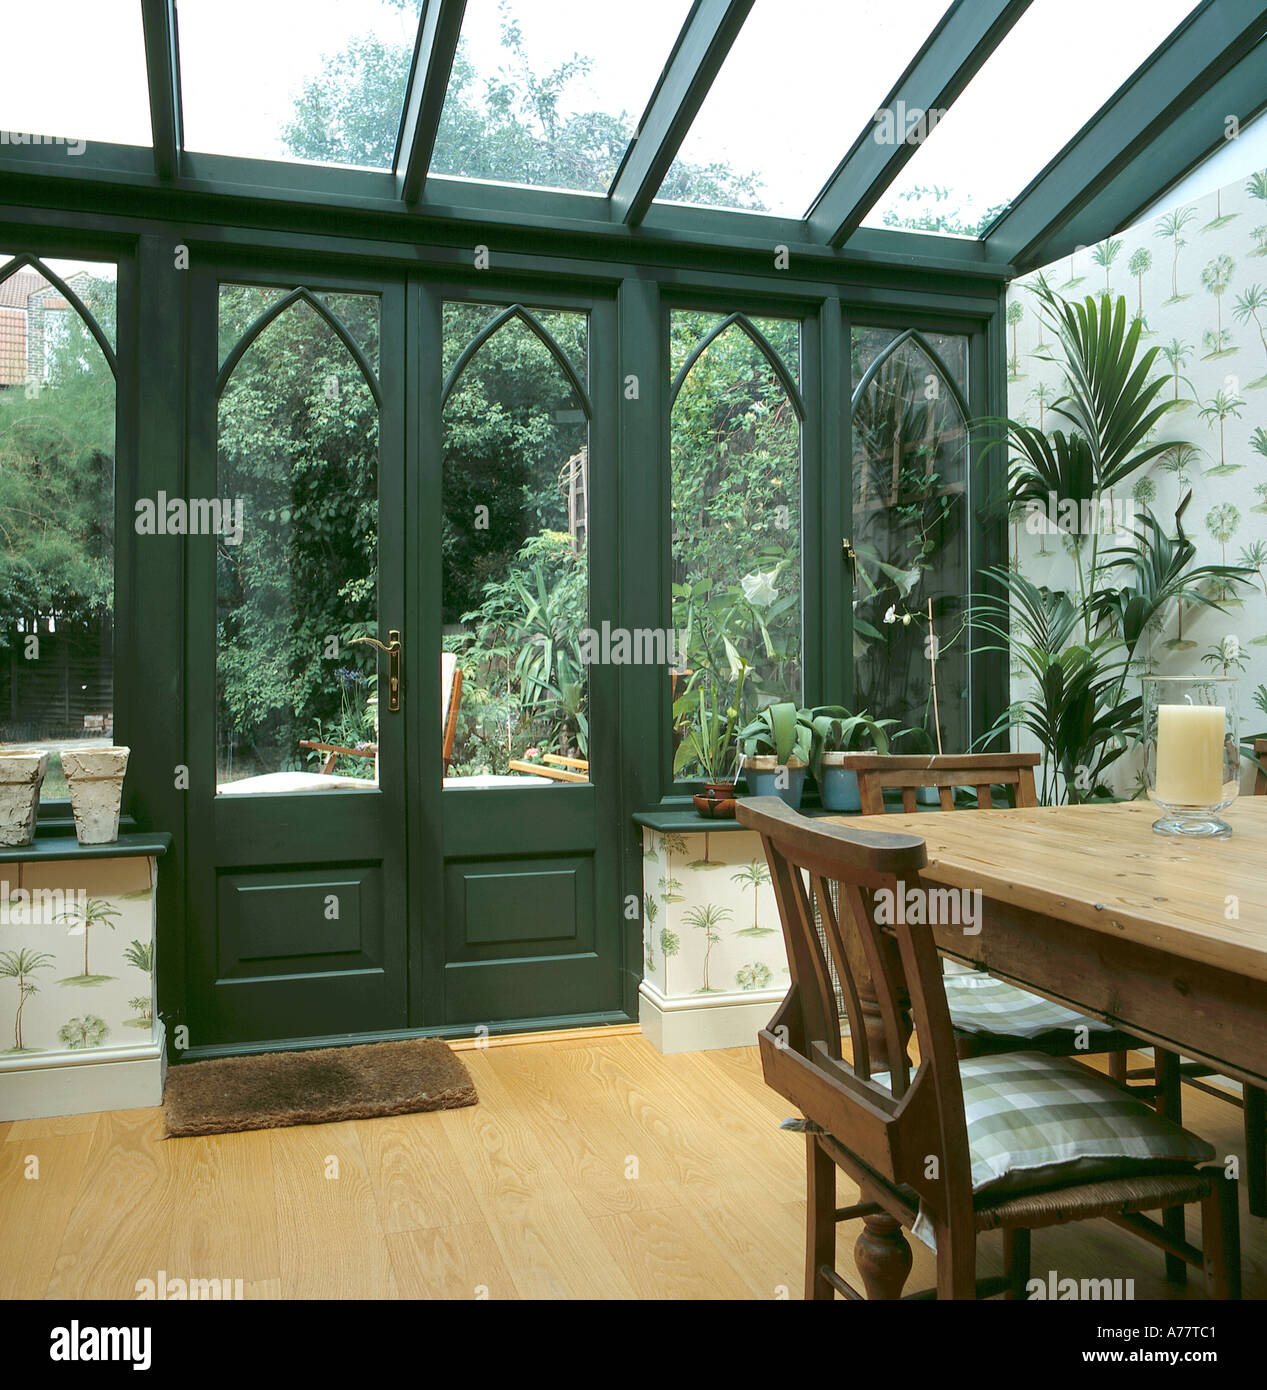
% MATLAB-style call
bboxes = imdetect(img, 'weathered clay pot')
[61,746,130,844]
[693,780,738,819]
[0,749,49,846]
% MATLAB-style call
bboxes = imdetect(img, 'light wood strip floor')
[2,1034,1264,1300]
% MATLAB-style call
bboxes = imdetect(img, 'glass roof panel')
[429,0,693,195]
[177,0,423,169]
[0,1,152,150]
[863,0,1203,238]
[657,0,955,217]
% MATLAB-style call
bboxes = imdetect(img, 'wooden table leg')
[855,1212,913,1299]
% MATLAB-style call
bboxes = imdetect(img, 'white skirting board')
[0,1025,166,1122]
[638,979,790,1054]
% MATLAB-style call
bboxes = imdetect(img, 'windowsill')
[634,791,955,832]
[0,830,171,863]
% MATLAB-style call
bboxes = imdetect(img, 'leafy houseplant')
[973,284,1253,803]
[807,707,904,812]
[672,664,748,819]
[738,702,815,809]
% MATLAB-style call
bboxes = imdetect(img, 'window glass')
[178,0,423,167]
[215,286,382,792]
[0,2,151,150]
[851,328,970,753]
[441,303,591,785]
[0,256,117,801]
[431,0,693,195]
[670,312,802,777]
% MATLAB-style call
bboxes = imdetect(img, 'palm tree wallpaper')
[1008,165,1267,750]
[641,829,786,1003]
[0,856,156,1055]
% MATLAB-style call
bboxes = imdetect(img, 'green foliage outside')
[669,315,802,776]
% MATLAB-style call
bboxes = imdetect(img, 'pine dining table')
[827,795,1267,1240]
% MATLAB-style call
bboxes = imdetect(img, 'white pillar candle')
[1155,703,1225,805]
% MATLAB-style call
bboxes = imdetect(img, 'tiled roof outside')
[0,268,44,309]
[0,307,27,385]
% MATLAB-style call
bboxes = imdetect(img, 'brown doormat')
[163,1038,478,1138]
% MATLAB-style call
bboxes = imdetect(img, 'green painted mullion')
[140,0,182,181]
[818,297,848,708]
[397,0,467,203]
[181,262,221,1052]
[585,296,628,1017]
[410,279,446,1027]
[972,290,1010,750]
[617,276,665,1012]
[799,309,823,708]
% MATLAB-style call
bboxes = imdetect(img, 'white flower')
[741,569,779,607]
[902,613,913,627]
[883,605,897,624]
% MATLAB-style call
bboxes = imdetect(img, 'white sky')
[0,0,1207,227]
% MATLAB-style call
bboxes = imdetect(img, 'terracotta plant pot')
[0,748,49,847]
[61,746,130,844]
[693,780,738,819]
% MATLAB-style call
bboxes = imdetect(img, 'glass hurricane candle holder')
[1141,676,1240,838]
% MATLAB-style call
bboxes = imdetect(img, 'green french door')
[184,269,623,1051]
[185,266,410,1050]
[413,286,624,1030]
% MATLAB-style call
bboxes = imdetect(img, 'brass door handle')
[842,538,858,585]
[348,629,401,711]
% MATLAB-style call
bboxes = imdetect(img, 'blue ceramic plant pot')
[743,759,807,810]
[819,761,861,812]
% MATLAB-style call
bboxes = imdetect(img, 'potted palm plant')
[807,707,905,812]
[673,664,748,818]
[738,702,814,809]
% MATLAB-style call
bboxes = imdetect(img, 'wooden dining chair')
[846,752,1139,1077]
[737,795,1240,1300]
[846,750,1041,816]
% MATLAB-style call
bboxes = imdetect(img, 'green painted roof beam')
[806,0,1033,249]
[609,0,754,227]
[987,0,1267,269]
[140,0,183,181]
[396,0,468,205]
[1013,33,1267,274]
